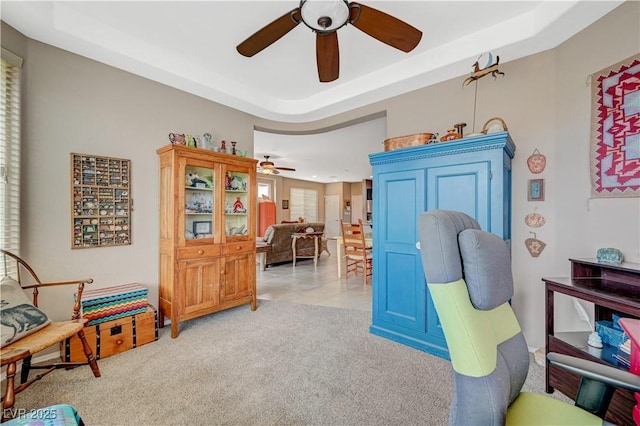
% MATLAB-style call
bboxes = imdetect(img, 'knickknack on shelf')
[71,153,131,248]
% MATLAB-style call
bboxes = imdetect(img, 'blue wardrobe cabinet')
[368,131,516,359]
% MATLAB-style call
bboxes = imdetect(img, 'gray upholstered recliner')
[418,210,640,425]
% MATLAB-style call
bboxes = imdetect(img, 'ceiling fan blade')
[349,2,422,53]
[237,8,301,57]
[275,167,296,172]
[316,32,339,83]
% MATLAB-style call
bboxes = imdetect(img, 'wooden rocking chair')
[0,250,101,421]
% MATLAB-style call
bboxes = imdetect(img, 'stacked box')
[62,305,158,362]
[79,283,148,325]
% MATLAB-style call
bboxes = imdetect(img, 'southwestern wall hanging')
[590,54,640,198]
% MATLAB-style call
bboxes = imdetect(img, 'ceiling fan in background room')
[236,0,422,82]
[258,155,297,175]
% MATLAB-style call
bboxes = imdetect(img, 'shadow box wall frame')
[71,153,132,249]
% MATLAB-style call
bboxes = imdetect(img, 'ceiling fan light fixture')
[300,0,349,33]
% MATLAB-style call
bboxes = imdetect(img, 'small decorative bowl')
[596,248,624,264]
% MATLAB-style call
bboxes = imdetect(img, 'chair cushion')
[459,229,513,310]
[346,252,373,260]
[506,392,601,425]
[0,276,51,348]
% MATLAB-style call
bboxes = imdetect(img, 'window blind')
[290,188,318,222]
[1,48,22,267]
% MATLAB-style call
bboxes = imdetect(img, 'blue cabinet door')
[371,168,448,357]
[375,169,425,330]
[426,161,490,229]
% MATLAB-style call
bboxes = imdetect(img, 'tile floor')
[256,239,372,311]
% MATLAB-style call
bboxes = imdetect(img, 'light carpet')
[8,300,556,425]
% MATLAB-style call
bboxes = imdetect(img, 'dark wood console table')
[543,258,640,426]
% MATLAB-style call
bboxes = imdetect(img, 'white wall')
[2,1,639,350]
[548,4,640,337]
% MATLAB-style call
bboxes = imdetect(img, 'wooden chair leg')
[77,329,101,377]
[2,361,18,421]
[343,256,350,279]
[19,355,32,384]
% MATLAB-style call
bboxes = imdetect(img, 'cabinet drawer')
[177,245,220,260]
[222,241,254,255]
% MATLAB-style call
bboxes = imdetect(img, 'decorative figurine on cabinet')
[230,175,243,191]
[440,128,462,141]
[463,52,504,86]
[233,197,246,213]
[186,172,208,188]
[202,132,213,150]
[169,133,186,145]
[225,172,232,190]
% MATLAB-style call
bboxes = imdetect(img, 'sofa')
[261,222,325,266]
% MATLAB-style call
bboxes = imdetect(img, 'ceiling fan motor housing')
[300,0,350,33]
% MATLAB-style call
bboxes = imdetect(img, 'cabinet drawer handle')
[198,249,204,255]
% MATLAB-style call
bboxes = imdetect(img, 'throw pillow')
[263,226,275,243]
[1,276,51,348]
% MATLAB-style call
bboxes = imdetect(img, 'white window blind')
[290,188,318,222]
[1,48,22,266]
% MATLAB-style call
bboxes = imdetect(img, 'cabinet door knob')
[116,339,123,345]
[198,249,204,255]
[415,242,421,250]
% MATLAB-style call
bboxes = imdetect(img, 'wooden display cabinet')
[157,144,258,338]
[543,258,640,425]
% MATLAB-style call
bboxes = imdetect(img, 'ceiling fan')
[236,0,422,83]
[258,156,297,175]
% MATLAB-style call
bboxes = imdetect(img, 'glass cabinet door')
[184,165,215,241]
[224,169,249,238]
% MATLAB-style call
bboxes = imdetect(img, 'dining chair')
[340,219,372,285]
